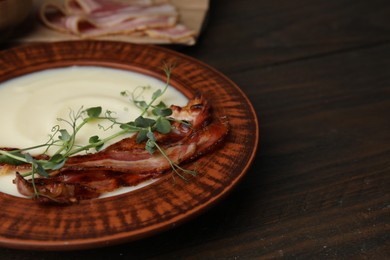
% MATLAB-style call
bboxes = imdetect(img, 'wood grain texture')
[0,0,390,258]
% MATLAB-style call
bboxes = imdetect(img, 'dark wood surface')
[1,0,389,258]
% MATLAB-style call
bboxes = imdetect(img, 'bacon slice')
[15,119,229,204]
[170,95,211,129]
[9,96,229,204]
[145,24,196,44]
[39,0,196,43]
[59,142,197,174]
[14,172,100,204]
[70,4,178,27]
[50,95,218,175]
[0,96,209,173]
[40,2,177,37]
[65,0,156,14]
[14,169,158,204]
[54,119,227,174]
[67,15,177,38]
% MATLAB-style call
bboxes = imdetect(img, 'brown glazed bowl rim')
[0,41,258,251]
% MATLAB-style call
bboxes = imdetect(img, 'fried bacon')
[14,172,100,204]
[10,96,229,204]
[0,96,209,172]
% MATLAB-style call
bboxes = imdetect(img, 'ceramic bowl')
[0,41,258,250]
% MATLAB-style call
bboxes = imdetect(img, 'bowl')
[0,40,259,250]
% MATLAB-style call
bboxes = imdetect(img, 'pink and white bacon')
[40,0,196,43]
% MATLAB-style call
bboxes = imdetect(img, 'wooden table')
[1,0,389,258]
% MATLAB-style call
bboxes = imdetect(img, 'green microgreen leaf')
[88,135,104,151]
[24,153,35,165]
[155,101,168,109]
[151,89,162,100]
[134,100,148,109]
[50,154,65,164]
[0,152,25,165]
[86,106,102,118]
[156,117,172,134]
[120,122,133,130]
[58,129,71,142]
[146,131,156,141]
[89,135,100,144]
[152,107,172,117]
[136,130,148,144]
[45,154,66,170]
[24,153,49,177]
[134,116,155,128]
[36,163,49,177]
[145,139,156,154]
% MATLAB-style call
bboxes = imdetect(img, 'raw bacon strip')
[39,2,70,33]
[66,0,127,14]
[88,4,177,22]
[67,15,177,37]
[40,2,177,37]
[145,24,196,43]
[39,0,196,43]
[65,0,155,14]
[71,4,178,27]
